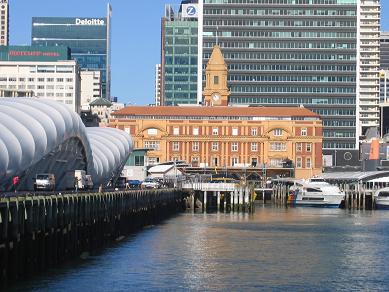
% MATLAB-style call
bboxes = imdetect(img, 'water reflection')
[11,206,389,291]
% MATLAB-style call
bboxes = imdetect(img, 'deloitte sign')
[75,18,105,26]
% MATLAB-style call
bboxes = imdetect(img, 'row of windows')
[204,0,357,5]
[165,37,198,46]
[204,19,356,28]
[164,84,197,91]
[167,127,289,136]
[204,30,356,39]
[165,75,197,82]
[165,67,197,75]
[230,85,355,93]
[124,115,316,121]
[228,63,356,72]
[315,109,355,115]
[229,74,355,83]
[323,131,355,138]
[203,41,356,49]
[323,120,356,127]
[208,52,356,61]
[164,56,197,65]
[0,77,73,83]
[323,141,356,149]
[204,8,356,17]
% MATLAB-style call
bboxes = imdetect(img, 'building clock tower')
[203,45,230,106]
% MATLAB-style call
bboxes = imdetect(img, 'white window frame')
[251,127,257,136]
[172,141,179,151]
[273,129,283,136]
[306,157,312,169]
[173,127,179,135]
[232,127,238,136]
[301,128,307,136]
[296,143,302,152]
[306,143,312,152]
[231,142,238,152]
[296,157,302,168]
[192,141,199,151]
[193,127,199,135]
[212,127,219,135]
[212,142,219,151]
[251,142,258,152]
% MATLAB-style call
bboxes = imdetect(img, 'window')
[251,142,258,152]
[296,143,302,152]
[148,128,157,135]
[306,157,312,169]
[135,156,144,166]
[144,141,160,151]
[212,142,219,151]
[56,78,64,82]
[270,158,283,168]
[232,142,238,152]
[212,127,218,135]
[251,158,258,167]
[192,157,199,166]
[231,157,238,166]
[38,78,44,82]
[270,142,286,151]
[192,141,199,151]
[173,127,179,135]
[193,127,199,135]
[212,157,218,167]
[232,127,238,136]
[306,143,312,152]
[214,75,219,85]
[251,128,257,136]
[47,78,54,82]
[301,128,307,136]
[172,142,179,151]
[296,157,302,168]
[274,129,283,136]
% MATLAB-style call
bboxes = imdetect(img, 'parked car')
[34,173,55,191]
[127,180,142,189]
[141,178,160,189]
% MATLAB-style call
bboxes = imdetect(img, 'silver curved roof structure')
[0,98,132,191]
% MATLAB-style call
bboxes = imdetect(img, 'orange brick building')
[109,45,323,179]
[109,106,323,179]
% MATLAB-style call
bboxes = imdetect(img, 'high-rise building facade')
[0,60,81,112]
[161,1,198,105]
[380,32,389,70]
[31,4,111,100]
[198,0,380,155]
[155,64,162,105]
[80,70,101,109]
[0,0,9,46]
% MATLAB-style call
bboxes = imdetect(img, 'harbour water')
[11,206,389,291]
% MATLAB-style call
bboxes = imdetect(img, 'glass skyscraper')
[31,4,111,99]
[199,0,380,154]
[161,1,198,105]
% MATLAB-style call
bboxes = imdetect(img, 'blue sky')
[10,1,389,105]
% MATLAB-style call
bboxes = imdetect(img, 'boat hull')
[375,199,389,210]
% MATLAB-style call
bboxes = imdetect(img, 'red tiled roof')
[112,106,320,118]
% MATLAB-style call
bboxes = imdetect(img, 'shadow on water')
[8,205,389,291]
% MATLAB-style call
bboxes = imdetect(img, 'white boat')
[288,177,345,208]
[374,187,389,210]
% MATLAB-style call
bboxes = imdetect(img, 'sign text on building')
[75,18,105,26]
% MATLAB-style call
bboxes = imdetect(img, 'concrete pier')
[0,189,186,287]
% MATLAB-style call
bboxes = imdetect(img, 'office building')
[0,60,81,112]
[155,64,162,105]
[80,70,101,109]
[381,32,389,70]
[0,0,8,46]
[161,1,198,105]
[31,4,111,99]
[198,0,380,159]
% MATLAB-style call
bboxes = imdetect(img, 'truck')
[64,170,92,190]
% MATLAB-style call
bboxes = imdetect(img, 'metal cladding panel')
[0,98,132,187]
[86,127,133,185]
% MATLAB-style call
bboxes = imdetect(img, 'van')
[34,173,55,191]
[85,175,94,190]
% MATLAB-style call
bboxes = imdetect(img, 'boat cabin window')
[302,197,324,201]
[305,188,322,193]
[378,192,389,197]
[310,178,326,183]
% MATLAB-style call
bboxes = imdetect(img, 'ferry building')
[109,46,323,179]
